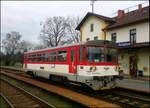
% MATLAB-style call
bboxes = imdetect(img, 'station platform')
[116,77,150,93]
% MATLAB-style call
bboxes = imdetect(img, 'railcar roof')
[24,40,116,54]
[24,42,85,54]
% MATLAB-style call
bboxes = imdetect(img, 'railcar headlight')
[89,66,97,72]
[90,67,93,71]
[80,66,84,69]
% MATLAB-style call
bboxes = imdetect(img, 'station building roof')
[76,6,149,31]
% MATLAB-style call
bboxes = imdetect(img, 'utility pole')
[90,0,96,13]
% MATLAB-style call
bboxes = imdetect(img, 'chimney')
[117,10,124,19]
[138,4,142,10]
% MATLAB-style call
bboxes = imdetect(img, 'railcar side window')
[28,55,30,61]
[58,51,67,62]
[49,52,56,62]
[43,54,48,62]
[40,54,44,62]
[29,54,35,62]
[32,54,36,62]
[30,55,33,62]
[37,54,41,62]
[34,54,37,61]
[28,53,48,62]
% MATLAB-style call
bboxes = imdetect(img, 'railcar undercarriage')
[84,76,119,90]
[26,69,122,91]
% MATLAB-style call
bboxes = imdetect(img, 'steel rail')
[100,90,150,108]
[0,93,14,108]
[108,90,150,102]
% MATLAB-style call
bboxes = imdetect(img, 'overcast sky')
[1,1,149,44]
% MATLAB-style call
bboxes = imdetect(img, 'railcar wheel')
[27,71,36,79]
[32,72,38,79]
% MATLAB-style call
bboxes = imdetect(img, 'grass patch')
[0,65,22,70]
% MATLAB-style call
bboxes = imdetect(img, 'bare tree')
[2,31,22,55]
[2,31,23,65]
[66,16,81,43]
[1,31,36,65]
[40,16,68,47]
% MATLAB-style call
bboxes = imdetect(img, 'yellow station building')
[76,4,149,78]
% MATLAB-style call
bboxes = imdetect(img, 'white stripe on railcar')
[27,64,69,74]
[77,65,118,76]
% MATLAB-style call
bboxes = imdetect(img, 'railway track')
[97,90,150,107]
[34,76,150,107]
[0,79,54,108]
[1,67,149,107]
[0,67,119,108]
[49,80,150,108]
[64,80,150,108]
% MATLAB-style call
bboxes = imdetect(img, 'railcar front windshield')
[86,47,105,62]
[86,46,117,63]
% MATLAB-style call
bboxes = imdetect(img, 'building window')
[90,24,94,32]
[86,38,90,41]
[94,36,98,40]
[130,29,136,44]
[111,33,117,43]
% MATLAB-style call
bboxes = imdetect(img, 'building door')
[69,47,77,74]
[129,55,137,78]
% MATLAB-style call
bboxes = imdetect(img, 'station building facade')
[76,4,149,78]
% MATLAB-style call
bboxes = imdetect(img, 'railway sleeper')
[13,101,39,107]
[7,96,31,103]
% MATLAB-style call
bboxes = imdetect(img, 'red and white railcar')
[23,40,121,90]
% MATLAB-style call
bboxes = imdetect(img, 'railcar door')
[69,47,77,74]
